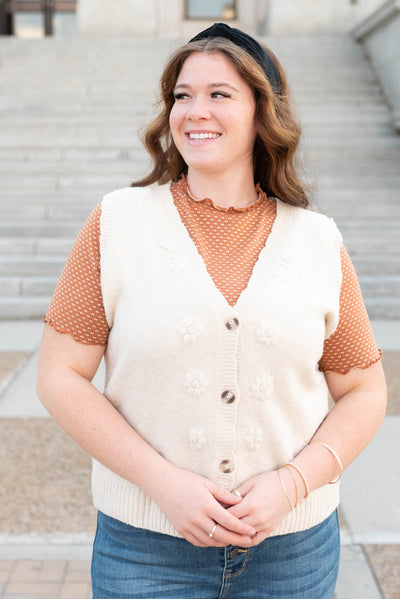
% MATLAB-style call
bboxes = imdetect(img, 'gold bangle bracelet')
[312,442,343,484]
[284,462,310,498]
[284,465,298,508]
[277,469,293,511]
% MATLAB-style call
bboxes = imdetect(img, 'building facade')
[76,0,359,37]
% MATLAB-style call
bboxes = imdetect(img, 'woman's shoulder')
[275,199,343,249]
[100,184,174,237]
[277,199,340,229]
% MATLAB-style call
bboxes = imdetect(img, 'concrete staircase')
[0,34,399,319]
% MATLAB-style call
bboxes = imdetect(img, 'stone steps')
[0,34,399,319]
[0,238,74,256]
[364,297,400,319]
[0,256,65,277]
[0,222,84,238]
[0,297,55,319]
[0,276,59,297]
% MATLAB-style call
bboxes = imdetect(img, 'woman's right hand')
[149,466,256,547]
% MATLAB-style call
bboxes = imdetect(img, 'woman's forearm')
[37,367,173,498]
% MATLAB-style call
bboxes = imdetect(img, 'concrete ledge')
[351,1,400,132]
[0,534,93,560]
[352,0,400,40]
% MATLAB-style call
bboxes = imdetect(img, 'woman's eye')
[211,91,230,99]
[173,93,189,100]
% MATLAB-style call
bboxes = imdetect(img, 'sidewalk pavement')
[0,319,399,598]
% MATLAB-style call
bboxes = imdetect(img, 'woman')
[37,23,386,598]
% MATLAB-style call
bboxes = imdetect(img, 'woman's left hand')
[227,470,292,546]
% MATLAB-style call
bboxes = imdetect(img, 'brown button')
[225,317,239,330]
[219,459,234,473]
[221,390,236,404]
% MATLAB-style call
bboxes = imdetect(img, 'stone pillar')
[267,0,356,35]
[157,0,182,38]
[77,0,157,35]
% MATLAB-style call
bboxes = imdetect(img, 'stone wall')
[352,0,400,131]
[265,0,356,35]
[77,0,158,35]
[77,0,361,37]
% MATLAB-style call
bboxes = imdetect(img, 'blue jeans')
[91,510,340,598]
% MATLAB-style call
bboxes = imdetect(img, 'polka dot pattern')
[43,203,108,345]
[171,177,276,307]
[320,245,382,374]
[44,177,381,373]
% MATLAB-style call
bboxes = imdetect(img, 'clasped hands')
[152,467,293,548]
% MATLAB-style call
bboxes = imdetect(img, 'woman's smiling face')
[169,51,257,178]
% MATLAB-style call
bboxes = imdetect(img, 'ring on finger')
[208,523,217,538]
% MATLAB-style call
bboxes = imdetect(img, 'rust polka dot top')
[44,176,382,374]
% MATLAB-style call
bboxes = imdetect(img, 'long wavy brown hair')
[132,37,309,208]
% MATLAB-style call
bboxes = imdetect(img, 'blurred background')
[0,1,399,597]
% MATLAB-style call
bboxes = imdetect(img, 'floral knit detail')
[160,238,186,272]
[256,320,280,345]
[245,427,263,450]
[179,316,204,344]
[251,374,274,401]
[182,369,209,396]
[272,251,291,281]
[188,428,208,450]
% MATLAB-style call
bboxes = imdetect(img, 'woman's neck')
[186,169,258,210]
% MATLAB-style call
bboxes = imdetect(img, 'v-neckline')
[161,185,286,314]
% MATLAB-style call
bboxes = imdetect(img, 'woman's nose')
[186,97,210,120]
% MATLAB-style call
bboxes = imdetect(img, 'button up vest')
[92,184,343,537]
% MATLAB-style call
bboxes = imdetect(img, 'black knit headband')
[189,22,281,95]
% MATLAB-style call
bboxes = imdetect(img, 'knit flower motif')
[178,316,204,344]
[251,374,274,401]
[256,320,279,346]
[272,251,290,281]
[245,426,263,450]
[188,427,207,450]
[160,238,185,272]
[182,369,209,397]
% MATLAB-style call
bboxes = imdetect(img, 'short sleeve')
[43,203,109,345]
[319,245,382,374]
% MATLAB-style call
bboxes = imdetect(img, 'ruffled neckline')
[177,175,267,213]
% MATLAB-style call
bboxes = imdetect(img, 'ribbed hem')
[92,460,180,537]
[92,460,340,538]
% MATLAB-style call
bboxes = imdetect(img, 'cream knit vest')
[93,184,343,537]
